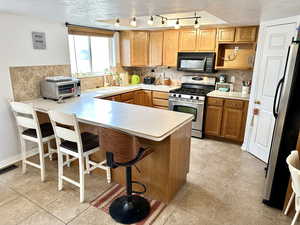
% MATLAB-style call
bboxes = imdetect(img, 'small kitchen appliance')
[169,75,216,138]
[143,76,155,84]
[40,76,81,101]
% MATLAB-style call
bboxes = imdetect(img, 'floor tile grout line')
[65,205,92,225]
[10,183,68,225]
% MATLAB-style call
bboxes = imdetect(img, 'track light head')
[130,17,137,27]
[194,18,200,29]
[148,16,154,25]
[174,19,180,29]
[114,18,120,27]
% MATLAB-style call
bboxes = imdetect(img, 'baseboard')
[0,148,39,170]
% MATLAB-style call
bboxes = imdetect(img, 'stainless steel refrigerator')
[263,35,300,209]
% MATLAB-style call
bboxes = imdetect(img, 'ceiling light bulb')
[148,16,154,25]
[114,18,120,27]
[130,17,137,27]
[174,19,180,29]
[194,19,200,29]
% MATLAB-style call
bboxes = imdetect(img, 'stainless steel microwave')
[177,52,216,73]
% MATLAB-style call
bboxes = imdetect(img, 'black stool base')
[109,195,150,224]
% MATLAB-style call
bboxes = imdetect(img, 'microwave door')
[180,58,206,71]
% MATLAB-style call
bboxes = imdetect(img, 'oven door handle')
[168,99,205,106]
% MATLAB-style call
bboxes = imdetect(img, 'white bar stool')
[284,150,300,225]
[10,102,57,182]
[49,110,111,203]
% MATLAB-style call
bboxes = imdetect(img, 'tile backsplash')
[10,65,71,101]
[125,67,253,92]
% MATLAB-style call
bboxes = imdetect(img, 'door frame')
[242,16,300,160]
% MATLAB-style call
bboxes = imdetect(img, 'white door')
[248,22,297,162]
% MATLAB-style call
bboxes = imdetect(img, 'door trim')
[242,16,300,156]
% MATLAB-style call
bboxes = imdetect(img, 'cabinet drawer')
[120,91,135,101]
[153,98,169,107]
[207,97,224,106]
[224,100,244,109]
[152,91,169,99]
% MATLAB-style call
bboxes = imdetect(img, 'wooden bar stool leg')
[79,157,85,203]
[66,154,71,167]
[58,151,64,191]
[292,211,300,225]
[284,192,295,215]
[20,138,27,174]
[106,165,111,184]
[85,156,90,174]
[47,141,53,161]
[38,141,46,182]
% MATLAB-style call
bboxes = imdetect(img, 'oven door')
[169,98,204,131]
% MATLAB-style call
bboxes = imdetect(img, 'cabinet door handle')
[254,100,261,104]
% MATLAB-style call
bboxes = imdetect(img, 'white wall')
[0,13,70,168]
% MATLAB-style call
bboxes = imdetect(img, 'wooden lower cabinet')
[205,105,223,136]
[152,91,169,109]
[134,90,152,106]
[204,97,248,143]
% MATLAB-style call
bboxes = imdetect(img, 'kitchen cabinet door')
[204,105,223,136]
[235,27,257,42]
[163,30,179,67]
[143,90,152,106]
[149,31,163,66]
[217,28,235,42]
[197,29,216,51]
[221,107,243,141]
[132,31,149,66]
[179,29,197,52]
[134,90,152,106]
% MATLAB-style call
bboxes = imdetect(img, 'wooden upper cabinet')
[179,29,197,52]
[131,31,149,66]
[163,30,179,67]
[149,31,163,66]
[197,29,216,51]
[235,27,257,42]
[217,27,236,42]
[120,31,148,67]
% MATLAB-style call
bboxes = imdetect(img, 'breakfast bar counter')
[25,85,193,203]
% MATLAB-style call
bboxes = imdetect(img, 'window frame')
[68,34,114,76]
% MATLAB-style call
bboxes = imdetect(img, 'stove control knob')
[178,94,181,98]
[190,96,194,99]
[196,96,199,100]
[173,94,176,97]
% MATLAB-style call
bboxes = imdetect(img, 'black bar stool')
[100,127,152,224]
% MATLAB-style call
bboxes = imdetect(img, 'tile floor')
[0,138,296,225]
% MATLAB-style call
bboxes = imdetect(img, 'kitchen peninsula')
[25,85,193,203]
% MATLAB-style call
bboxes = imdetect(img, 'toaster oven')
[40,76,81,100]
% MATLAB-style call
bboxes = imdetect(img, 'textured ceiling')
[1,0,300,29]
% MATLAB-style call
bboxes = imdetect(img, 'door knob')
[254,100,261,104]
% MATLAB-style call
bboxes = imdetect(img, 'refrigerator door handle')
[273,78,284,119]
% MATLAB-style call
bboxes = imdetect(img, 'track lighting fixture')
[148,16,154,25]
[194,18,200,29]
[114,18,120,27]
[174,19,180,29]
[161,18,165,25]
[130,17,137,27]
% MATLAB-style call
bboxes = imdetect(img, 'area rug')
[91,183,167,225]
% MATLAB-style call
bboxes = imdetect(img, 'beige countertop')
[25,84,193,141]
[207,90,250,101]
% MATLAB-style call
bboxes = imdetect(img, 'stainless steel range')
[169,76,216,138]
